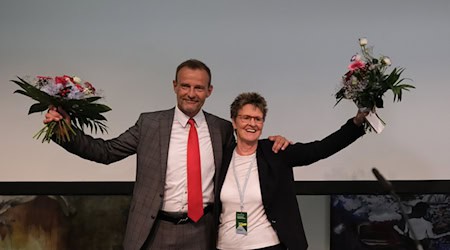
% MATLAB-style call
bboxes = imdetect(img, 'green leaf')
[11,77,54,104]
[29,103,49,114]
[84,96,102,103]
[14,89,32,98]
[375,98,384,108]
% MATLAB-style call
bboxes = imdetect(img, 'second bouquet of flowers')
[335,38,415,133]
[12,75,111,143]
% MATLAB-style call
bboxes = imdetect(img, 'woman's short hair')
[230,92,268,120]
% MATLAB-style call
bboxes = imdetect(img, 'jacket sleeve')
[53,114,143,165]
[281,118,365,167]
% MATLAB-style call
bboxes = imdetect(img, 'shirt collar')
[174,105,206,128]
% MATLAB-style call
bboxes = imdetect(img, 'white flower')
[351,75,358,85]
[359,37,368,46]
[72,76,82,84]
[83,88,94,96]
[381,56,392,66]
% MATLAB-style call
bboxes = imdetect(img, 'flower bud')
[381,56,392,66]
[73,76,82,84]
[350,76,358,85]
[351,54,361,62]
[359,37,368,46]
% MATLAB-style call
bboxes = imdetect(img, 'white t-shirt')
[217,150,280,250]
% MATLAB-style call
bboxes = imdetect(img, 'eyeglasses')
[237,115,264,124]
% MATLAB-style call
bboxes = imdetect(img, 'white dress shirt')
[161,106,215,212]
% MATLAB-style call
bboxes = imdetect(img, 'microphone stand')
[371,168,424,250]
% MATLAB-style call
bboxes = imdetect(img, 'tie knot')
[188,118,196,126]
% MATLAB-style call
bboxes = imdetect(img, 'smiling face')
[173,67,213,117]
[232,104,264,146]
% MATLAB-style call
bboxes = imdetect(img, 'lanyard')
[231,150,256,211]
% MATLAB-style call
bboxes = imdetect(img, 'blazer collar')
[159,108,175,179]
[256,145,279,209]
[174,106,206,128]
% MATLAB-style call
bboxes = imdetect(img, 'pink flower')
[348,60,365,71]
[350,54,361,62]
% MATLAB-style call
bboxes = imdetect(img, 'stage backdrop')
[331,194,450,250]
[1,0,449,185]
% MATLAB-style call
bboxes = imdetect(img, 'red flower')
[55,76,68,85]
[348,60,365,71]
[75,84,84,91]
[344,71,353,81]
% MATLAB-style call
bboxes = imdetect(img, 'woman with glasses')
[214,92,367,250]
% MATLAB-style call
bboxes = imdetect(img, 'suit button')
[151,215,156,219]
[271,220,277,224]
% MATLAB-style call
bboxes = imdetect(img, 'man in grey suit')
[45,59,289,250]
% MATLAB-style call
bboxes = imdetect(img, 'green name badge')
[236,211,248,235]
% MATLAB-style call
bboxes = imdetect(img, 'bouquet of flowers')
[12,75,111,143]
[335,38,415,133]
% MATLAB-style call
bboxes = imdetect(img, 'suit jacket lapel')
[257,145,278,209]
[204,112,224,182]
[160,108,175,183]
[217,144,235,197]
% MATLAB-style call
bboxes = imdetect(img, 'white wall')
[1,1,449,182]
[298,196,330,250]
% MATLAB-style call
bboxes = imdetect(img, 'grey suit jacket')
[58,108,234,250]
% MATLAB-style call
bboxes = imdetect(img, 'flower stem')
[32,120,77,143]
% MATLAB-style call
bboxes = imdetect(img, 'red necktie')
[187,118,203,222]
